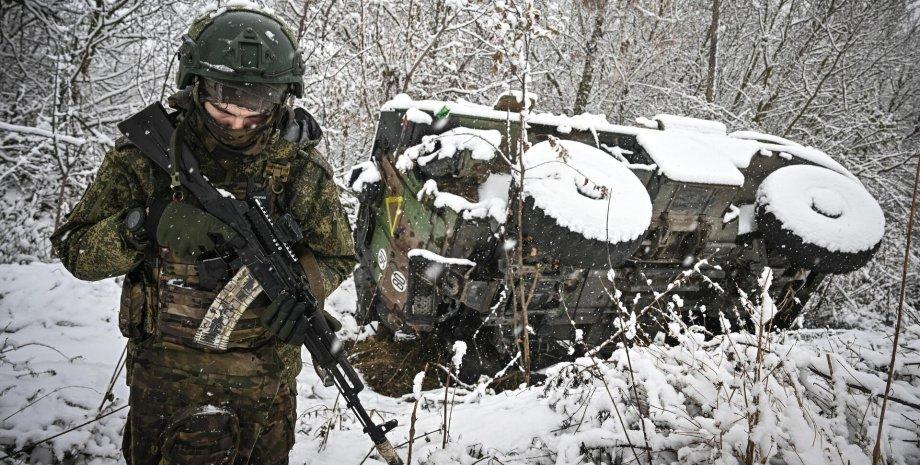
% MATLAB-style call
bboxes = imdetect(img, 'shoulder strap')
[114,136,135,151]
[298,249,327,311]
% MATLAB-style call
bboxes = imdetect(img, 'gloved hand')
[261,294,343,345]
[149,201,235,259]
[262,293,310,345]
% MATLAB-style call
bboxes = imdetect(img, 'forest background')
[1,0,918,327]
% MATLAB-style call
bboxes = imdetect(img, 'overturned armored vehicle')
[347,94,884,377]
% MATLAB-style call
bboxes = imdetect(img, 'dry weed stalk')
[872,150,920,464]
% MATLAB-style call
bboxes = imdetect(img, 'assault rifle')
[118,103,403,465]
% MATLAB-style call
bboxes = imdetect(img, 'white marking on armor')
[377,248,388,270]
[391,270,407,293]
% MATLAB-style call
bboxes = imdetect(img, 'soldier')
[51,6,355,465]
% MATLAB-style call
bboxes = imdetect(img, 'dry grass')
[346,335,446,397]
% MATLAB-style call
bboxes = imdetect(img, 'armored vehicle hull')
[348,95,884,379]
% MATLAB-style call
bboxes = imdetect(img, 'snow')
[0,262,127,462]
[0,121,87,146]
[347,160,382,192]
[396,127,501,172]
[758,143,857,181]
[565,112,612,133]
[521,139,652,243]
[635,129,755,186]
[602,143,657,171]
[635,116,659,128]
[444,0,467,9]
[451,341,467,368]
[417,179,507,223]
[198,0,276,19]
[201,61,235,73]
[477,172,511,208]
[197,404,231,415]
[723,203,741,223]
[641,125,854,185]
[729,130,803,147]
[2,262,918,464]
[756,165,885,253]
[492,90,538,111]
[654,114,727,135]
[722,203,756,234]
[382,94,643,137]
[738,204,756,234]
[412,371,426,400]
[383,95,862,186]
[407,249,476,267]
[404,107,433,125]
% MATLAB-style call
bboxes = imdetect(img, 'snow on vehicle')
[346,94,885,378]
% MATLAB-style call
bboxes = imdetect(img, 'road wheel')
[755,164,884,273]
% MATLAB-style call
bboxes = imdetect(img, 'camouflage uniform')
[51,96,356,464]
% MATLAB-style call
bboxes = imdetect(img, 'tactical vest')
[155,180,274,351]
[118,156,328,354]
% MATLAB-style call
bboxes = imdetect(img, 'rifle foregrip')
[339,359,364,392]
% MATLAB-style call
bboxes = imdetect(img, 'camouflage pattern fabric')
[123,341,296,465]
[51,102,356,464]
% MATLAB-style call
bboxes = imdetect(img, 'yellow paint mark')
[385,195,403,236]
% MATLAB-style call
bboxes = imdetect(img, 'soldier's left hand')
[149,201,235,259]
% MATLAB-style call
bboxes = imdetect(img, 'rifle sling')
[298,249,326,312]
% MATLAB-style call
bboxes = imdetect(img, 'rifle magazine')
[194,266,263,351]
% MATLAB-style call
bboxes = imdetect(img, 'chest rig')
[152,160,293,351]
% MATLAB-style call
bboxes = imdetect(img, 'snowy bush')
[2,263,919,464]
[539,326,920,465]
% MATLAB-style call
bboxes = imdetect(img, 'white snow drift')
[2,262,918,465]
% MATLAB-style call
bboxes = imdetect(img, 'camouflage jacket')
[51,104,356,384]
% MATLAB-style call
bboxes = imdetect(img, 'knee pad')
[161,405,240,465]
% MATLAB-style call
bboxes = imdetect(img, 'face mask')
[195,79,286,151]
[202,110,270,148]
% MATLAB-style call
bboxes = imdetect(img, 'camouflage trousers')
[122,341,296,465]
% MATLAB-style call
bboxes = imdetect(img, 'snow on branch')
[0,122,87,146]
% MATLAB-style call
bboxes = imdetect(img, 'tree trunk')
[705,0,720,103]
[572,1,607,114]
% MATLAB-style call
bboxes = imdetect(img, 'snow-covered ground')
[2,262,919,464]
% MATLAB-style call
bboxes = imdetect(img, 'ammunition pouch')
[155,259,273,351]
[152,182,280,352]
[119,268,153,339]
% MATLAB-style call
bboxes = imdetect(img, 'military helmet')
[176,6,305,98]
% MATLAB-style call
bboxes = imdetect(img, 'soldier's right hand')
[261,293,310,345]
[149,201,235,259]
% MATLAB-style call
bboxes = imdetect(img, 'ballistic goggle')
[200,78,288,114]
